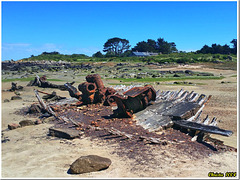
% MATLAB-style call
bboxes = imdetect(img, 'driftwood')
[58,116,81,127]
[28,75,74,91]
[34,90,80,126]
[108,127,133,139]
[87,126,133,139]
[139,136,168,145]
[34,90,56,117]
[37,90,66,101]
[88,125,171,145]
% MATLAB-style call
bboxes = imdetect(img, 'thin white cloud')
[2,43,31,50]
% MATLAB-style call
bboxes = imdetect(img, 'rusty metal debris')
[65,74,116,105]
[65,74,156,117]
[111,85,156,118]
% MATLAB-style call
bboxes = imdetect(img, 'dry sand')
[1,65,238,178]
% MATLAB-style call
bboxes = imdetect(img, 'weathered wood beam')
[174,120,233,136]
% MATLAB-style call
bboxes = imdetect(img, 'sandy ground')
[1,64,238,178]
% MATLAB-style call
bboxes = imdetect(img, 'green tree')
[197,45,211,54]
[231,39,237,54]
[92,51,104,58]
[156,38,177,54]
[121,50,132,57]
[103,37,130,56]
[132,41,153,52]
[132,38,177,54]
[197,43,232,54]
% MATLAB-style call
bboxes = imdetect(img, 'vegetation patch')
[109,76,225,83]
[2,77,64,83]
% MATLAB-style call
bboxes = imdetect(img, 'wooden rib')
[196,94,207,105]
[189,93,199,102]
[203,115,210,125]
[209,117,218,126]
[185,91,194,101]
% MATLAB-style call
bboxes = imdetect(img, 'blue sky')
[1,1,237,60]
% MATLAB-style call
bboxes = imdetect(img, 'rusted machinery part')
[82,93,95,104]
[103,87,117,106]
[112,94,133,118]
[86,74,105,90]
[75,74,117,105]
[123,85,156,99]
[112,85,157,118]
[78,82,97,95]
[104,96,116,106]
[64,83,81,100]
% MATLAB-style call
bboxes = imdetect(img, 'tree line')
[197,39,237,54]
[25,37,237,61]
[93,37,237,57]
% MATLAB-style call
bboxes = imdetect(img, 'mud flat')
[1,63,238,178]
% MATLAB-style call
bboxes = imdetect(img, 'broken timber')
[28,75,75,90]
[134,89,233,137]
[89,126,169,144]
[34,90,80,127]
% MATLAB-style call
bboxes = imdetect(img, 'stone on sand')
[8,123,20,130]
[19,120,35,127]
[11,96,22,100]
[69,155,112,174]
[49,127,81,139]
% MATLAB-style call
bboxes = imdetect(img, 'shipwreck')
[27,73,233,148]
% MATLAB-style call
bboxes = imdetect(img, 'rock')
[173,74,180,77]
[4,99,10,103]
[11,96,22,100]
[8,123,20,130]
[49,127,81,139]
[43,116,56,123]
[14,91,21,96]
[185,70,194,74]
[19,120,35,127]
[35,119,43,125]
[69,155,112,174]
